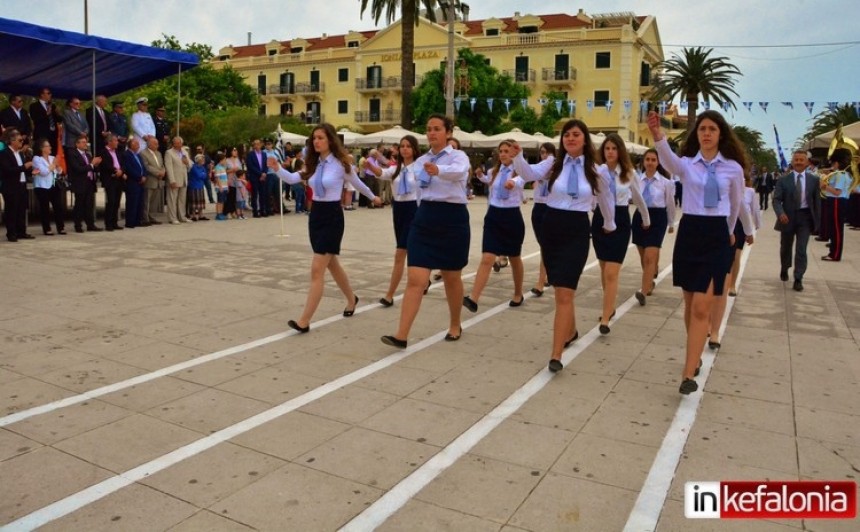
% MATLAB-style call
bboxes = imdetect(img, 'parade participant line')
[0,251,569,532]
[0,250,540,429]
[622,245,752,531]
[341,261,674,531]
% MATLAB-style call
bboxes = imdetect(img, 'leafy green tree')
[802,103,859,145]
[151,33,214,61]
[650,46,741,132]
[732,125,777,172]
[413,48,528,134]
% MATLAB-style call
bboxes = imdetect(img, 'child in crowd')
[236,169,249,219]
[213,152,229,221]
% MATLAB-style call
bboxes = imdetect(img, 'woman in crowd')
[647,110,745,394]
[593,134,650,334]
[363,135,421,307]
[187,154,209,221]
[213,152,229,220]
[727,173,761,296]
[464,139,526,312]
[31,137,66,235]
[527,142,556,297]
[512,119,616,373]
[632,148,675,305]
[224,146,241,218]
[270,123,381,333]
[380,114,471,348]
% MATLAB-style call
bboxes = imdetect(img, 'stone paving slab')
[0,200,858,530]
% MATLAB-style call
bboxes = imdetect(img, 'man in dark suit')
[245,138,267,217]
[87,94,112,155]
[757,166,775,210]
[773,150,821,291]
[0,129,34,241]
[29,87,63,155]
[153,106,171,156]
[67,134,103,232]
[122,138,146,228]
[99,134,126,231]
[0,95,32,146]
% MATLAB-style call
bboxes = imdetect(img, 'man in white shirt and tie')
[773,150,821,291]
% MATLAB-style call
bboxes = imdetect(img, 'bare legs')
[383,248,408,302]
[469,252,496,304]
[550,287,577,361]
[708,274,731,345]
[294,253,356,328]
[599,261,621,325]
[682,284,715,380]
[728,249,742,294]
[392,266,463,341]
[509,256,524,303]
[532,258,547,294]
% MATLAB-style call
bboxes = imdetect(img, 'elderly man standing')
[123,138,146,228]
[62,97,89,153]
[140,137,165,225]
[164,136,191,224]
[130,97,155,154]
[99,134,126,231]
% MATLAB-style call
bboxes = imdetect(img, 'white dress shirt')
[275,153,375,202]
[512,154,553,205]
[741,186,760,235]
[378,162,419,202]
[11,149,25,183]
[655,138,743,234]
[599,164,650,227]
[413,146,470,204]
[637,171,676,226]
[478,164,525,208]
[32,155,56,189]
[512,152,616,231]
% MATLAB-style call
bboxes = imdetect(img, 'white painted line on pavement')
[622,245,752,532]
[0,251,540,429]
[341,262,675,531]
[0,253,551,531]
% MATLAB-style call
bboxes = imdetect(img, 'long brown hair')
[599,133,634,184]
[302,123,352,178]
[680,110,749,174]
[392,135,420,180]
[547,119,599,194]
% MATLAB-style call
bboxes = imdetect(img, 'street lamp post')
[440,0,456,117]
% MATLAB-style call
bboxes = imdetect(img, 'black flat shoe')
[381,335,407,348]
[444,327,462,341]
[679,378,698,395]
[793,279,803,292]
[492,261,501,273]
[599,324,610,335]
[694,359,703,377]
[343,295,359,317]
[779,270,789,282]
[548,359,563,373]
[423,280,431,295]
[287,320,310,333]
[463,296,478,313]
[530,288,543,297]
[635,290,646,306]
[564,330,579,348]
[379,297,393,307]
[708,340,721,350]
[433,273,442,281]
[509,296,524,307]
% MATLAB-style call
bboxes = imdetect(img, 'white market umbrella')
[806,121,860,150]
[480,128,542,149]
[274,124,308,145]
[358,125,427,146]
[451,126,487,149]
[337,128,366,147]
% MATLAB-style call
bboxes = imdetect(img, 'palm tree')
[803,103,859,144]
[360,0,440,129]
[733,125,777,170]
[650,46,742,133]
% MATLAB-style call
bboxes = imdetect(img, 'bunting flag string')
[538,97,548,107]
[503,98,511,112]
[721,101,731,112]
[469,97,477,112]
[827,101,839,112]
[743,102,754,112]
[567,99,576,117]
[555,100,563,114]
[605,100,614,113]
[586,99,594,113]
[486,98,494,112]
[759,102,769,113]
[623,100,632,118]
[804,102,815,115]
[782,102,794,109]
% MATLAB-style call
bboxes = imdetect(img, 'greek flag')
[773,124,788,172]
[743,102,753,112]
[486,98,494,112]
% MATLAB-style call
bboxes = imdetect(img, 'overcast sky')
[6,0,857,150]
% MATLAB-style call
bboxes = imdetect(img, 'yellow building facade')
[213,9,665,145]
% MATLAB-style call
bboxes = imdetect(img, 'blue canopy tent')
[0,16,199,134]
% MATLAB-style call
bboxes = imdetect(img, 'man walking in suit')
[63,97,90,152]
[122,138,146,228]
[0,129,34,242]
[758,166,775,210]
[773,150,821,292]
[29,88,64,155]
[99,134,126,231]
[140,137,165,225]
[164,136,191,224]
[0,95,32,146]
[245,138,267,217]
[66,134,103,232]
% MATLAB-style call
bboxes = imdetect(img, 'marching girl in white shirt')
[464,139,527,312]
[527,142,556,297]
[512,119,616,373]
[380,114,471,348]
[647,111,745,394]
[270,123,381,333]
[593,133,650,334]
[364,134,421,307]
[632,149,676,305]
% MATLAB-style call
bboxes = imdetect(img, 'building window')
[347,41,359,48]
[219,55,229,61]
[594,90,610,107]
[485,28,499,36]
[595,52,611,69]
[484,58,491,66]
[290,46,303,54]
[280,103,293,116]
[640,62,652,86]
[519,26,538,34]
[258,104,266,116]
[267,49,277,56]
[257,74,266,95]
[338,68,349,82]
[338,100,348,114]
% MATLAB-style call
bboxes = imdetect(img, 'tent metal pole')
[176,65,181,137]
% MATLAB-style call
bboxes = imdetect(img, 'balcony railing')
[295,82,325,95]
[295,112,325,125]
[355,76,402,92]
[503,69,536,84]
[541,68,577,85]
[354,109,401,124]
[269,84,296,96]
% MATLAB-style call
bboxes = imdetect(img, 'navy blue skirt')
[482,205,525,256]
[733,219,746,250]
[531,202,548,246]
[540,208,590,290]
[673,214,732,295]
[308,200,344,255]
[591,205,631,264]
[392,200,418,250]
[632,207,668,248]
[407,201,470,270]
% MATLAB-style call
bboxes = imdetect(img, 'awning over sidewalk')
[0,17,199,98]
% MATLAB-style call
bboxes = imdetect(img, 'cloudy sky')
[6,0,857,150]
